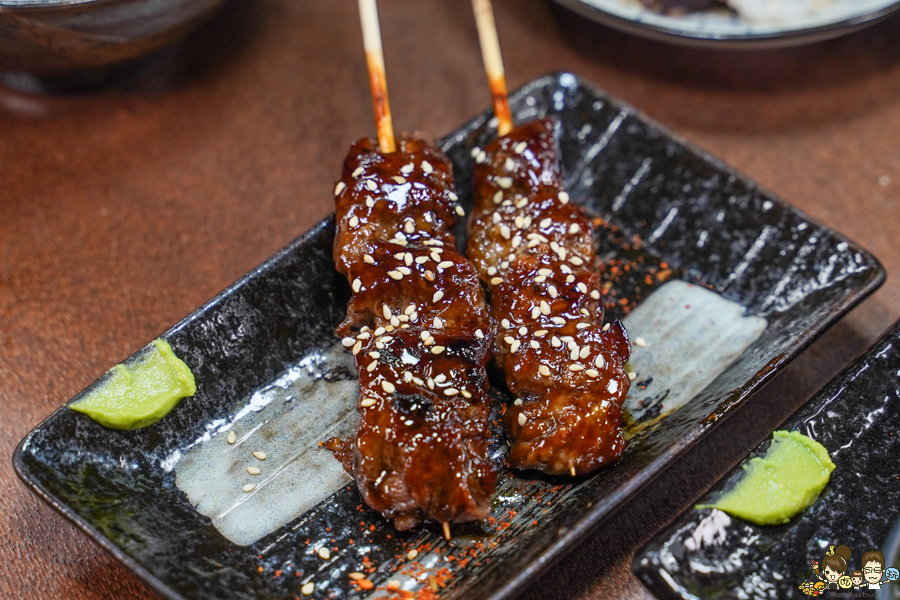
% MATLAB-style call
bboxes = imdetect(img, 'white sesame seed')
[456,205,465,217]
[551,336,562,347]
[548,285,558,298]
[363,254,375,264]
[515,197,528,209]
[514,216,525,229]
[595,355,605,368]
[576,323,590,330]
[301,582,315,596]
[628,371,637,380]
[570,347,579,360]
[539,365,551,376]
[518,326,527,335]
[461,389,472,399]
[404,253,413,266]
[349,572,366,581]
[517,413,527,426]
[540,300,551,315]
[566,275,576,283]
[576,282,588,294]
[381,380,395,393]
[444,388,459,396]
[569,223,580,234]
[318,547,331,560]
[390,316,400,327]
[570,256,585,266]
[404,220,415,234]
[427,378,435,389]
[475,329,484,339]
[352,278,362,293]
[403,371,413,382]
[374,327,385,335]
[421,160,434,174]
[438,260,453,269]
[540,218,552,229]
[407,549,418,560]
[515,141,527,154]
[243,484,256,492]
[403,303,415,315]
[365,180,377,191]
[366,361,378,372]
[431,346,446,354]
[635,337,647,347]
[491,277,503,285]
[342,337,356,347]
[253,451,266,460]
[227,431,236,444]
[369,350,381,358]
[352,340,362,355]
[388,270,402,280]
[365,197,375,208]
[503,336,515,346]
[394,252,405,260]
[497,177,513,189]
[433,317,443,329]
[510,340,521,352]
[335,182,346,195]
[431,290,444,303]
[584,369,598,378]
[534,329,548,337]
[530,340,540,349]
[493,190,503,204]
[504,157,516,171]
[559,191,570,204]
[513,398,523,406]
[531,306,541,319]
[568,364,584,372]
[247,466,260,475]
[435,374,447,383]
[512,236,522,249]
[349,215,359,228]
[579,346,591,359]
[352,167,364,178]
[603,323,611,331]
[500,225,511,240]
[551,316,566,325]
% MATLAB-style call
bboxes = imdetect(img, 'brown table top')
[2,1,900,598]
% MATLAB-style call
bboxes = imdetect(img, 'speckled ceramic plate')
[13,73,884,600]
[633,318,900,600]
[552,0,900,48]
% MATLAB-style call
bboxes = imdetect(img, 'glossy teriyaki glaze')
[467,118,631,476]
[329,136,497,530]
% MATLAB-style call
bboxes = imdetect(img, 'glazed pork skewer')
[326,0,497,539]
[467,0,632,477]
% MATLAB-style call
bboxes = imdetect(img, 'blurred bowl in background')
[0,0,227,91]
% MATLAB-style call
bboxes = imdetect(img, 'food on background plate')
[469,0,631,476]
[70,339,196,430]
[699,430,835,525]
[643,0,842,23]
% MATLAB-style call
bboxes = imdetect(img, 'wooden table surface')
[2,1,899,598]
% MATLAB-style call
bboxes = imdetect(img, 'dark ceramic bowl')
[0,0,225,76]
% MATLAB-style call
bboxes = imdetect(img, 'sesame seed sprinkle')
[569,223,580,234]
[365,180,377,191]
[497,177,513,189]
[247,466,260,475]
[227,431,236,444]
[568,364,584,372]
[491,277,503,285]
[363,254,375,264]
[335,182,346,195]
[534,329,548,337]
[475,329,484,339]
[393,176,406,184]
[517,413,527,426]
[366,361,378,372]
[318,547,331,560]
[515,141,527,153]
[539,365,551,376]
[301,582,315,596]
[388,270,402,280]
[559,191,570,204]
[253,451,266,460]
[530,340,540,349]
[352,278,362,293]
[433,290,444,302]
[595,355,605,368]
[400,163,414,174]
[444,388,459,396]
[531,306,541,319]
[510,340,521,352]
[551,316,566,325]
[421,160,434,174]
[243,484,256,492]
[585,369,599,377]
[342,337,356,347]
[381,380,395,393]
[635,337,647,347]
[431,346,446,354]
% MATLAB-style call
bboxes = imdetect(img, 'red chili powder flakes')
[508,510,517,517]
[274,570,282,578]
[357,579,374,590]
[369,525,376,532]
[531,520,538,526]
[257,566,264,573]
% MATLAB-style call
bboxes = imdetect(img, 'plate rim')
[12,72,887,600]
[550,0,900,49]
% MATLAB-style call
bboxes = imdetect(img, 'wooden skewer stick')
[442,520,452,541]
[471,0,513,136]
[358,0,396,153]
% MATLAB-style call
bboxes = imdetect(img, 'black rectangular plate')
[13,73,885,600]
[633,318,900,600]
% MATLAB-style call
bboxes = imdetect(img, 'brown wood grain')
[2,1,899,598]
